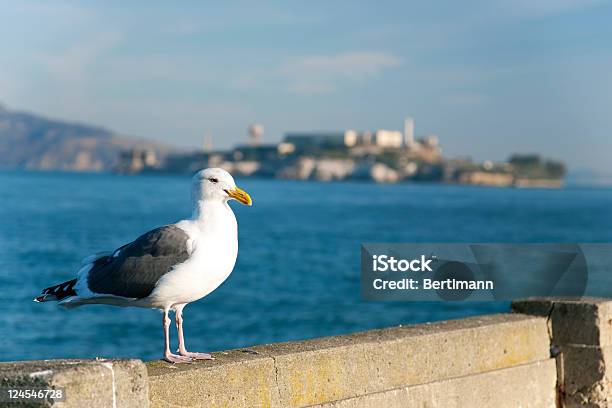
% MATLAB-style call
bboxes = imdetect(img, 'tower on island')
[404,117,414,148]
[248,123,264,147]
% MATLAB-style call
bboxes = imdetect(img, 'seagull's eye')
[209,178,218,183]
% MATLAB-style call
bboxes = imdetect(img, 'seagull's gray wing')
[86,225,190,299]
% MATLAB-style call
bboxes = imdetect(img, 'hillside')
[0,104,177,171]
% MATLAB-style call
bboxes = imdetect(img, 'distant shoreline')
[4,169,611,189]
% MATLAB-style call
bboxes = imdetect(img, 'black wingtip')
[34,294,56,302]
[36,279,77,302]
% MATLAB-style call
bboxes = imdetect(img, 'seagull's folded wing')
[86,225,191,299]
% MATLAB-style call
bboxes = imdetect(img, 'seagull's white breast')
[147,202,238,310]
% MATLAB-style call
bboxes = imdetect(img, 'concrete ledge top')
[147,312,544,377]
[512,297,612,315]
[513,297,612,347]
[0,358,144,383]
[146,313,551,407]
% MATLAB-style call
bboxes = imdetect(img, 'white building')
[373,130,403,148]
[284,129,403,149]
[283,118,421,150]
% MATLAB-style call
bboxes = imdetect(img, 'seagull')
[35,168,252,363]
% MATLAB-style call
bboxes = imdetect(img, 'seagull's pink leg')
[162,308,191,363]
[175,304,214,360]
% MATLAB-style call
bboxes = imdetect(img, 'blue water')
[1,172,611,362]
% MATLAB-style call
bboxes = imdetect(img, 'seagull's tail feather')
[35,279,77,302]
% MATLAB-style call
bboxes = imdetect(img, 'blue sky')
[1,1,611,171]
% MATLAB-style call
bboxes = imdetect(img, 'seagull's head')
[192,168,252,206]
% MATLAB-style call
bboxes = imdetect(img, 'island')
[115,118,565,187]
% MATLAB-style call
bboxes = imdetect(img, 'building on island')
[284,132,348,148]
[112,117,565,187]
[115,148,159,174]
[283,118,424,151]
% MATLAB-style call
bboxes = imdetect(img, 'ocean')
[1,171,611,362]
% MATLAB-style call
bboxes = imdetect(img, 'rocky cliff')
[0,104,176,171]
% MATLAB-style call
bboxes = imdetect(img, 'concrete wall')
[513,298,612,407]
[0,359,148,407]
[3,298,612,407]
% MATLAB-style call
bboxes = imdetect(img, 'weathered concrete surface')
[147,313,550,408]
[560,344,612,407]
[147,350,280,408]
[513,297,612,408]
[513,297,612,346]
[310,359,557,408]
[0,358,148,408]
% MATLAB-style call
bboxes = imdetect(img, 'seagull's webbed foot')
[178,350,214,360]
[164,352,192,364]
[174,305,215,360]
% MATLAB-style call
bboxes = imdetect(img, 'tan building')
[458,170,514,187]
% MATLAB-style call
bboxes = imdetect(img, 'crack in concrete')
[269,354,283,406]
[545,301,555,346]
[544,302,566,408]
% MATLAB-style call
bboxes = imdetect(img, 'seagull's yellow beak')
[225,186,252,206]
